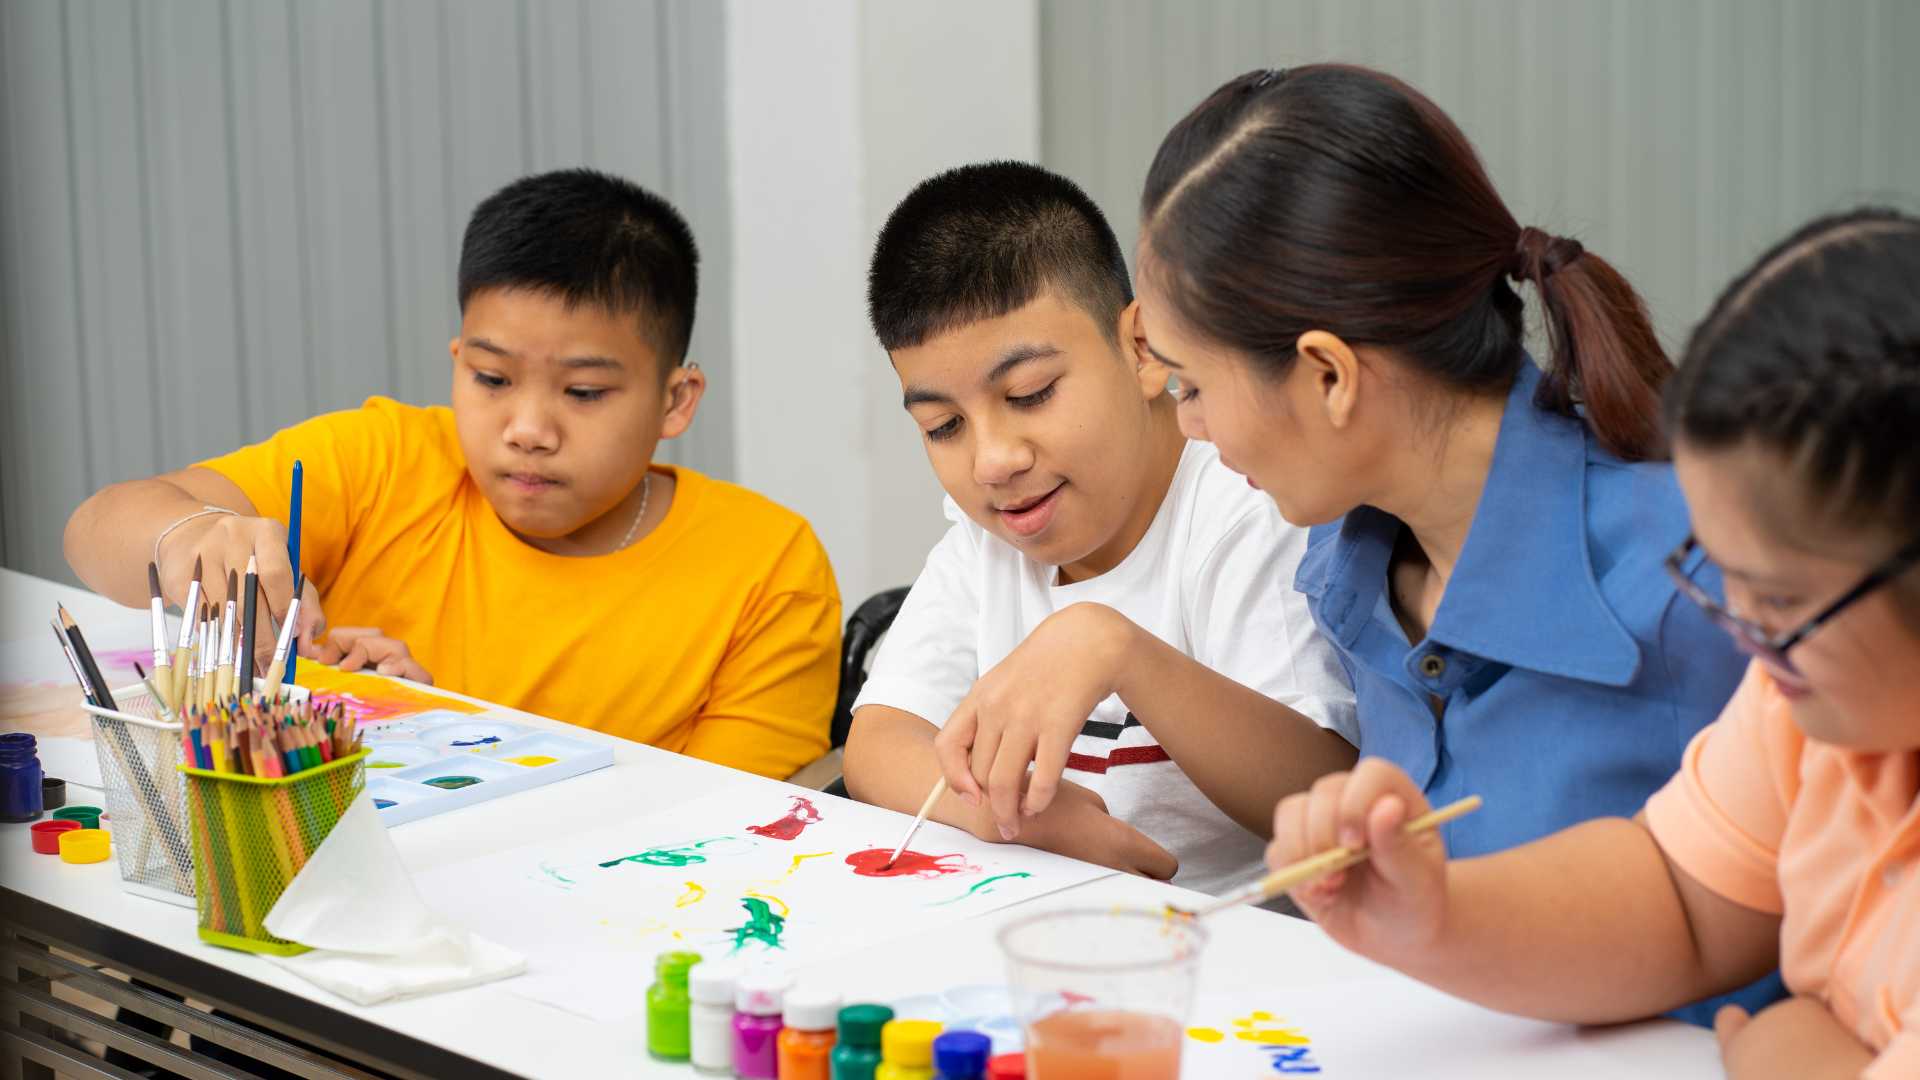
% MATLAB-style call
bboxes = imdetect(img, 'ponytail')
[1142,65,1673,462]
[1510,228,1671,460]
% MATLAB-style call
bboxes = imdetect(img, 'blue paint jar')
[0,736,45,822]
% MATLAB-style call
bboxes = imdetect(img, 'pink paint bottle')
[733,972,789,1079]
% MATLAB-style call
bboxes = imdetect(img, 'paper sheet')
[412,787,1114,1021]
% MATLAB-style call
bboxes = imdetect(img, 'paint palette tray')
[360,715,613,826]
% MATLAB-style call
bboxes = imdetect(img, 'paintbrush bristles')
[148,561,163,599]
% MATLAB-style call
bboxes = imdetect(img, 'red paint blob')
[746,796,823,840]
[844,848,977,878]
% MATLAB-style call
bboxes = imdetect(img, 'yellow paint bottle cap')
[881,1019,943,1067]
[59,828,111,865]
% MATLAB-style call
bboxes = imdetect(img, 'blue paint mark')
[451,735,501,746]
[1263,1046,1321,1074]
[374,798,396,810]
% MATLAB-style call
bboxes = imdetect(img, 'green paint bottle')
[647,951,701,1061]
[831,1004,896,1080]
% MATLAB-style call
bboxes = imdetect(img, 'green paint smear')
[930,871,1033,906]
[727,896,787,952]
[598,837,732,870]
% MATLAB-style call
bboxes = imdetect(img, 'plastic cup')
[998,908,1206,1080]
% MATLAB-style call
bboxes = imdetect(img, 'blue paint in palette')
[374,798,397,810]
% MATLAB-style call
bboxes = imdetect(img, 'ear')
[1295,330,1361,429]
[658,362,708,440]
[1119,300,1168,401]
[448,335,463,364]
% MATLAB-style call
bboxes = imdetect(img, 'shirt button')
[1419,654,1447,679]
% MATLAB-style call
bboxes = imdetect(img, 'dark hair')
[868,161,1133,352]
[1141,65,1670,461]
[458,168,699,365]
[1666,208,1920,538]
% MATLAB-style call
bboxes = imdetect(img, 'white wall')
[725,0,1041,607]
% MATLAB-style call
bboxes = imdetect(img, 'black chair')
[821,586,909,798]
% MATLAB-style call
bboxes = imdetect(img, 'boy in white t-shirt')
[845,162,1357,895]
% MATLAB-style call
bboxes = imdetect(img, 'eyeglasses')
[1665,533,1920,675]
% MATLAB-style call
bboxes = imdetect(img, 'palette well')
[360,715,613,826]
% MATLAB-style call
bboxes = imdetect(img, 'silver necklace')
[615,473,652,552]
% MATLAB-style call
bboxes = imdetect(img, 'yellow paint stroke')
[676,881,708,908]
[1229,1010,1308,1045]
[743,890,790,918]
[1186,1027,1226,1043]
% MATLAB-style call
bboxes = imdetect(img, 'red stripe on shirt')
[1066,745,1172,774]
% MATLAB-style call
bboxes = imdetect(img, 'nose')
[971,417,1035,487]
[502,397,559,455]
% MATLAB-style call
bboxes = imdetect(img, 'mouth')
[995,483,1064,539]
[502,471,565,494]
[1772,672,1813,701]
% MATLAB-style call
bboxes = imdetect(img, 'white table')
[0,568,1719,1078]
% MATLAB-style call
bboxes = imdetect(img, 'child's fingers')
[932,710,983,803]
[1337,758,1429,849]
[250,528,298,626]
[1267,792,1309,869]
[1304,770,1350,854]
[1713,1005,1750,1051]
[986,729,1037,840]
[1022,731,1072,817]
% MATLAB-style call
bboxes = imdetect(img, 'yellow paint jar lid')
[59,828,111,864]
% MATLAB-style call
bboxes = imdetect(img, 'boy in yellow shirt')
[65,168,839,779]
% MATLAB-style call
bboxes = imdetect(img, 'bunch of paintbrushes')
[141,555,302,717]
[177,696,359,780]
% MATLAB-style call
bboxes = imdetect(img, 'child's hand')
[1266,758,1447,962]
[158,511,324,671]
[1715,998,1875,1079]
[933,602,1133,840]
[307,627,433,685]
[981,777,1178,881]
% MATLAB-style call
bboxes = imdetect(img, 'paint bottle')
[646,950,700,1061]
[985,1052,1025,1080]
[931,1031,991,1080]
[689,959,742,1074]
[776,986,841,1080]
[875,1019,942,1080]
[830,1004,895,1080]
[733,972,790,1079]
[0,734,44,823]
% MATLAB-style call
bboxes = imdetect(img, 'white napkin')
[262,796,525,1005]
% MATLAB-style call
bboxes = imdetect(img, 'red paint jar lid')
[988,1052,1026,1080]
[31,818,81,854]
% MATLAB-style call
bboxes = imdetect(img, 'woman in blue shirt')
[1129,65,1768,1018]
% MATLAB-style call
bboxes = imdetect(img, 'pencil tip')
[245,554,258,575]
[56,603,74,628]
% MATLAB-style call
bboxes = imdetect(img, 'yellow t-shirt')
[196,396,840,779]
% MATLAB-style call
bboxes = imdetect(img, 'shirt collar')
[1296,362,1643,686]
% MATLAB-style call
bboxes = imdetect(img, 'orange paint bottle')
[777,987,841,1080]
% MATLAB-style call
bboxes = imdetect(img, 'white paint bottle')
[689,958,742,1074]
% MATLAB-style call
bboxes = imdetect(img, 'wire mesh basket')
[81,685,198,906]
[180,747,366,956]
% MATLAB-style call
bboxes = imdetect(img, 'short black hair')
[867,161,1132,352]
[458,168,698,365]
[1667,206,1920,537]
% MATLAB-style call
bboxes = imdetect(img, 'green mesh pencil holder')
[178,749,368,956]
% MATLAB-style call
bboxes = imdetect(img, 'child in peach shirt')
[1260,208,1920,1079]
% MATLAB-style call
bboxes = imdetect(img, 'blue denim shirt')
[1295,364,1746,856]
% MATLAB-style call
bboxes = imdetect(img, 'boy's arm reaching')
[934,601,1357,841]
[846,703,1177,879]
[64,466,323,666]
[1268,758,1782,1025]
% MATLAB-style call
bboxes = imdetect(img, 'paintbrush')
[261,574,303,700]
[885,776,949,869]
[215,571,238,700]
[238,555,259,699]
[146,561,172,708]
[57,604,118,712]
[171,556,204,705]
[134,661,177,722]
[285,459,303,688]
[1181,795,1483,919]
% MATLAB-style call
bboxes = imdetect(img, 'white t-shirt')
[853,440,1357,896]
